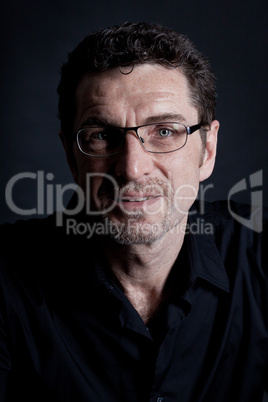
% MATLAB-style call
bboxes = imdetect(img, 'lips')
[118,195,159,202]
[121,197,149,202]
[97,177,170,209]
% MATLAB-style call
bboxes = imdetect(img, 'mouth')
[118,196,158,202]
[97,178,169,213]
[113,195,162,213]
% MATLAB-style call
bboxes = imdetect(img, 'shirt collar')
[87,229,230,298]
[186,209,230,293]
[64,195,230,294]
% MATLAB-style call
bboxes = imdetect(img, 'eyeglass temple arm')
[187,124,201,135]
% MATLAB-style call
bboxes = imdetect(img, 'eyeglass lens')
[77,122,188,156]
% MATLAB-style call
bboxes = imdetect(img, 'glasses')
[74,122,201,157]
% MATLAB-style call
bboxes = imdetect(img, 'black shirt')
[0,201,267,401]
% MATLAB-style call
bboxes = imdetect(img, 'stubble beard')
[98,178,183,245]
[103,209,176,245]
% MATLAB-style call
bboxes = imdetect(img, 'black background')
[1,0,268,223]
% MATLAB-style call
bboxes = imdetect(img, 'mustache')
[98,177,174,201]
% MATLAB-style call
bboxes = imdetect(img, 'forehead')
[74,64,197,127]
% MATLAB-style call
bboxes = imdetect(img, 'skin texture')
[61,64,219,323]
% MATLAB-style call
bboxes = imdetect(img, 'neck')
[101,215,187,324]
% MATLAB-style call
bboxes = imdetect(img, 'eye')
[90,128,117,142]
[158,128,173,137]
[97,132,105,140]
[94,129,111,141]
[91,127,124,147]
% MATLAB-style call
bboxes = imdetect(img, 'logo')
[227,170,263,233]
[4,169,264,233]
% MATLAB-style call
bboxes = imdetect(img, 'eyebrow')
[80,117,113,129]
[80,112,187,129]
[144,113,187,125]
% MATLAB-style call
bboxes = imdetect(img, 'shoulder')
[0,214,99,313]
[192,199,267,236]
[0,212,98,276]
[0,214,75,286]
[191,200,268,297]
[0,215,59,268]
[0,215,57,290]
[0,214,56,240]
[190,199,267,280]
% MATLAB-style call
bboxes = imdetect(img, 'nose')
[113,131,154,181]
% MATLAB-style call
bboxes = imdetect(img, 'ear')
[59,131,78,183]
[199,120,219,182]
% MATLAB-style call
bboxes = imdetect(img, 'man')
[0,22,267,401]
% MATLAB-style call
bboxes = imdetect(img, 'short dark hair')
[57,22,216,144]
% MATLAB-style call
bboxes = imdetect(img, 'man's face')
[65,64,218,244]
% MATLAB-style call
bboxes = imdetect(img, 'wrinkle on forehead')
[75,64,188,102]
[74,64,198,129]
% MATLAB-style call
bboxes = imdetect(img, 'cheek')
[163,150,201,211]
[161,147,201,187]
[75,163,107,210]
[74,151,108,189]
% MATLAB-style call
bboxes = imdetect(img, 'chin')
[102,212,178,246]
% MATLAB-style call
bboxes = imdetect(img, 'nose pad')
[114,130,153,181]
[119,128,146,152]
[127,128,144,145]
[122,130,147,153]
